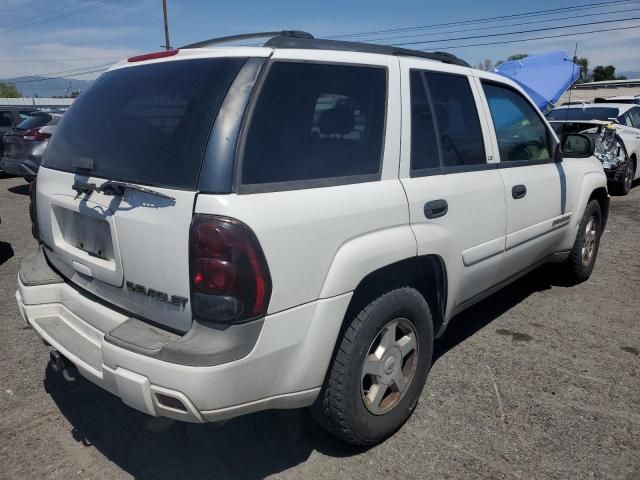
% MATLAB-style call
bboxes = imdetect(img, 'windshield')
[16,113,52,130]
[547,107,619,122]
[43,57,246,190]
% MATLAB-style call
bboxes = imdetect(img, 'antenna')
[564,42,579,125]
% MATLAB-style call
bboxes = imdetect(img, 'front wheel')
[563,200,602,284]
[311,287,433,446]
[610,147,634,196]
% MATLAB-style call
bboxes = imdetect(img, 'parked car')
[16,32,608,446]
[547,103,640,194]
[0,106,35,162]
[1,111,63,181]
[594,95,640,105]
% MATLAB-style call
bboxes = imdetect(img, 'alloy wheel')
[581,216,598,267]
[361,318,419,415]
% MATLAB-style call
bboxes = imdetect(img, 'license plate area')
[53,207,113,260]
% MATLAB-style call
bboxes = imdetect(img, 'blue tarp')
[493,51,580,112]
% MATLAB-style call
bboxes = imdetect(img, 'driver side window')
[482,81,551,162]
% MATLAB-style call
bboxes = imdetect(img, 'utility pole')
[162,0,171,50]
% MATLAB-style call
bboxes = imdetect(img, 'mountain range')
[0,76,93,98]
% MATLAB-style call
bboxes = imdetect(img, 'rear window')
[16,113,52,130]
[44,58,246,190]
[240,62,386,190]
[547,107,619,122]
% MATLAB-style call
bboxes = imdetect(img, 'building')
[0,97,74,109]
[558,78,640,105]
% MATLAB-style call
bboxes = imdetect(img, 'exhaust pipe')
[49,350,78,383]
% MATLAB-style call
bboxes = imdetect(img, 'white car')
[16,31,608,446]
[548,103,640,194]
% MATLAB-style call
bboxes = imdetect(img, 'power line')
[355,6,637,43]
[326,0,635,39]
[422,23,640,50]
[0,0,118,33]
[392,15,640,46]
[10,62,114,83]
[12,68,107,84]
[0,56,123,62]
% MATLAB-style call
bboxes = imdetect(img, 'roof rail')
[181,30,312,49]
[182,30,469,67]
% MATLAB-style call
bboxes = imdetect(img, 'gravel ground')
[0,175,638,480]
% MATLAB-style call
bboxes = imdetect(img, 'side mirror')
[559,133,595,158]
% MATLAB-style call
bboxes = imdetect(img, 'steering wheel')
[509,140,545,161]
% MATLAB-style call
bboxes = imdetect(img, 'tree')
[0,82,21,98]
[482,59,494,71]
[592,65,617,82]
[572,56,590,82]
[506,53,529,61]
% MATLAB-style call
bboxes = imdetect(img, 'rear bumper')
[17,247,351,422]
[0,157,38,178]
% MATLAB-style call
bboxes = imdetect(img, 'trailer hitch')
[49,350,78,383]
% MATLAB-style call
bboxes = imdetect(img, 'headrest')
[319,105,354,135]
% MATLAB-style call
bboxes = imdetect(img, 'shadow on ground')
[434,263,567,362]
[0,242,14,266]
[44,264,568,480]
[8,184,29,195]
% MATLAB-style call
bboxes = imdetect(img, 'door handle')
[424,199,448,219]
[512,184,527,199]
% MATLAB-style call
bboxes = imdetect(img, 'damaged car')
[547,103,640,195]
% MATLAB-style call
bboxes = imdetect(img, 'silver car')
[1,111,63,181]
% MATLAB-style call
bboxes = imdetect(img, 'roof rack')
[181,31,469,67]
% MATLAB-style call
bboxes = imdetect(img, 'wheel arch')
[341,255,449,339]
[588,186,609,229]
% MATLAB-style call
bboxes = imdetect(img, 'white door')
[475,76,570,281]
[399,59,506,316]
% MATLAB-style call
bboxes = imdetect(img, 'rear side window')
[240,62,386,189]
[629,108,640,128]
[16,113,52,130]
[44,58,246,190]
[410,70,486,172]
[482,82,551,162]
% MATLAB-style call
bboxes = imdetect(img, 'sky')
[1,0,639,93]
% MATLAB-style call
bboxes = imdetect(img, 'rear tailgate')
[37,168,196,331]
[35,55,249,332]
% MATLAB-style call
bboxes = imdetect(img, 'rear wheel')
[563,200,602,284]
[311,287,433,446]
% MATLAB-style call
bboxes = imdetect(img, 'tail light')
[128,49,179,62]
[22,128,51,141]
[189,215,271,324]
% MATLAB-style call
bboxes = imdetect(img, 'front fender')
[559,168,608,252]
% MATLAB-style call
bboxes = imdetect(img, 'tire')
[610,148,634,196]
[563,200,602,284]
[311,287,434,446]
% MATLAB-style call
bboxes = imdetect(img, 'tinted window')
[427,72,485,167]
[628,108,640,128]
[409,71,440,171]
[546,107,619,122]
[241,62,386,187]
[483,82,551,162]
[44,58,245,189]
[16,113,52,130]
[0,112,12,127]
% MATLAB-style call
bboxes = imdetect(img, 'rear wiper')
[97,180,175,201]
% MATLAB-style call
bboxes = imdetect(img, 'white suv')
[17,32,609,446]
